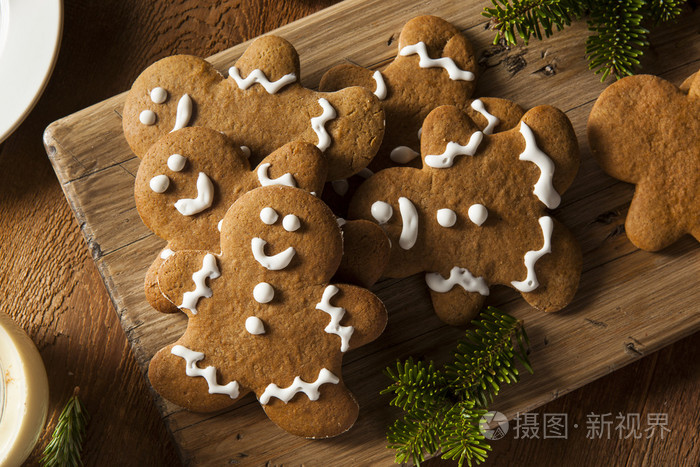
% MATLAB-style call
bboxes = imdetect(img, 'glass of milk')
[0,311,49,466]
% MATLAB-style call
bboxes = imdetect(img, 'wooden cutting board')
[43,0,700,464]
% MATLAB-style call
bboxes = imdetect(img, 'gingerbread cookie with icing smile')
[319,15,524,173]
[349,105,581,325]
[587,69,700,251]
[123,35,385,180]
[148,186,387,438]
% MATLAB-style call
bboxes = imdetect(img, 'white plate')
[0,0,63,144]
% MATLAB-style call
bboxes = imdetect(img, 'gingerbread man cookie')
[148,186,387,438]
[123,36,385,181]
[320,15,524,172]
[349,105,581,325]
[587,69,700,251]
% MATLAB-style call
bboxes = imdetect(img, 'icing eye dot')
[217,219,223,232]
[245,316,266,335]
[240,146,251,158]
[167,153,187,172]
[468,204,488,226]
[150,87,168,104]
[371,201,393,224]
[253,282,274,304]
[260,207,278,225]
[282,214,300,232]
[149,174,169,193]
[139,110,156,125]
[436,208,457,228]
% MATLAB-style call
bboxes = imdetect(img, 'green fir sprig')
[482,0,687,80]
[382,307,531,466]
[41,387,89,467]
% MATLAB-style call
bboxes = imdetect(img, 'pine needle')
[41,387,89,467]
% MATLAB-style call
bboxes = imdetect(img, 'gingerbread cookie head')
[349,105,581,325]
[123,36,385,180]
[587,70,700,251]
[148,186,387,438]
[320,15,525,171]
[136,127,327,313]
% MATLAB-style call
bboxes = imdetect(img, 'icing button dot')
[149,174,169,193]
[139,110,156,125]
[436,208,457,228]
[253,282,274,304]
[150,87,168,104]
[167,154,187,172]
[468,204,488,226]
[245,316,266,335]
[260,207,278,225]
[371,201,393,224]
[282,214,300,232]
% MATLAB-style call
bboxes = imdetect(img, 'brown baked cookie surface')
[148,186,387,438]
[587,70,700,251]
[135,127,327,313]
[319,15,524,173]
[349,105,581,325]
[123,36,385,180]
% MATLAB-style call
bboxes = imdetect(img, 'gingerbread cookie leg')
[625,182,688,251]
[429,286,487,326]
[260,379,359,438]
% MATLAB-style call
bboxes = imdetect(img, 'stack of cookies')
[123,15,586,438]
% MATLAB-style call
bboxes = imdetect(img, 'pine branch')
[41,387,89,467]
[383,307,532,467]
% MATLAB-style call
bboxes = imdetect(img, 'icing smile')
[251,237,296,270]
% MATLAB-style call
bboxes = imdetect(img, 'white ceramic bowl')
[0,0,63,144]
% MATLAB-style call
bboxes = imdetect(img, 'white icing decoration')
[170,94,193,133]
[259,368,340,405]
[229,66,297,94]
[257,163,296,187]
[311,98,336,152]
[282,214,300,232]
[336,217,347,227]
[240,146,251,158]
[332,179,349,196]
[171,345,239,398]
[149,174,169,193]
[179,253,221,314]
[417,127,422,140]
[390,146,419,164]
[424,131,483,168]
[426,267,490,296]
[253,282,274,304]
[245,316,266,335]
[174,172,214,216]
[150,87,167,104]
[315,285,355,352]
[217,219,223,232]
[468,204,488,226]
[260,207,278,225]
[398,197,418,250]
[371,201,393,224]
[160,248,174,260]
[519,122,561,209]
[511,216,553,292]
[372,70,387,100]
[167,153,186,172]
[251,238,295,270]
[139,110,156,125]
[358,168,374,179]
[310,192,317,197]
[471,99,499,135]
[436,208,456,228]
[399,41,475,81]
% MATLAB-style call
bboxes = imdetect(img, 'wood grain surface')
[0,0,695,465]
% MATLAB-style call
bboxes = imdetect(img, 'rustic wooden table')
[1,1,697,465]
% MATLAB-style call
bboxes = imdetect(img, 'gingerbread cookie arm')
[145,254,179,314]
[679,71,698,96]
[518,218,581,312]
[319,63,379,95]
[260,378,359,438]
[253,141,327,194]
[157,250,222,317]
[333,220,390,288]
[429,286,487,326]
[625,181,689,251]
